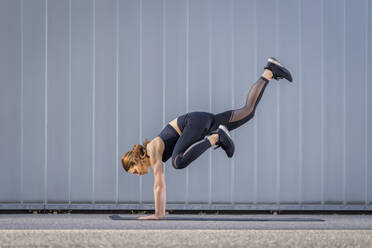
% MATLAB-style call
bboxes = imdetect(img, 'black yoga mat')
[109,215,325,222]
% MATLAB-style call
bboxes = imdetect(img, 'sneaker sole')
[268,57,283,67]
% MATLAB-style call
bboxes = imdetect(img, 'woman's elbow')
[154,182,166,190]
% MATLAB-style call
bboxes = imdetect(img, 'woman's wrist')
[155,212,165,218]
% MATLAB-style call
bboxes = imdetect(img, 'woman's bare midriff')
[169,118,182,136]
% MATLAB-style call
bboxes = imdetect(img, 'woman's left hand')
[137,214,164,220]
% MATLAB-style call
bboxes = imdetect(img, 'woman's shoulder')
[148,137,165,163]
[151,136,164,146]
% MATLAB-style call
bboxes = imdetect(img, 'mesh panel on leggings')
[225,77,269,131]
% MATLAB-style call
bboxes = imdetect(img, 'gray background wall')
[0,0,371,210]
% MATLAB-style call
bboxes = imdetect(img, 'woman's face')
[128,160,150,176]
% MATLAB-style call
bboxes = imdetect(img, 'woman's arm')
[138,139,166,220]
[153,162,166,217]
[137,162,166,220]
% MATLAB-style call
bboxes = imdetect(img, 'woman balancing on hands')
[121,57,292,220]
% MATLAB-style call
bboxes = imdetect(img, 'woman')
[122,57,292,220]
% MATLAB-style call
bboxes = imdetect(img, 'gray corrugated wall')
[0,0,371,210]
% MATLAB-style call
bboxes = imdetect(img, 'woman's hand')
[137,214,164,220]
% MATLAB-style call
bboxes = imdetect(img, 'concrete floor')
[1,213,372,230]
[0,214,372,247]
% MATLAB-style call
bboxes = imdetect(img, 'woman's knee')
[227,110,255,131]
[171,154,185,169]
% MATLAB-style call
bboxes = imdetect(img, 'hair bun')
[143,138,150,147]
[133,143,145,155]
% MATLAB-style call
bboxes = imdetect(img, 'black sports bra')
[158,124,180,162]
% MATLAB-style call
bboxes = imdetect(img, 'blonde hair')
[121,139,150,172]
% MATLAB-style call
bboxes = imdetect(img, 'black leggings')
[172,76,269,169]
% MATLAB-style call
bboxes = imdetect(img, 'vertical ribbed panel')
[138,0,143,204]
[302,0,322,204]
[185,0,190,204]
[298,0,303,204]
[365,0,369,205]
[163,0,186,203]
[345,0,367,204]
[0,0,21,203]
[234,0,255,204]
[118,0,141,203]
[208,0,212,205]
[95,0,116,203]
[253,0,258,204]
[44,0,48,205]
[115,0,120,204]
[320,0,326,205]
[47,0,69,203]
[23,0,45,203]
[188,0,210,204]
[91,0,96,204]
[278,0,300,204]
[230,0,235,205]
[275,0,280,206]
[20,0,24,204]
[366,0,371,205]
[161,0,166,173]
[70,0,94,202]
[343,0,347,206]
[141,0,162,203]
[68,0,72,204]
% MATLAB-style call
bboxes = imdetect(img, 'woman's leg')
[171,120,212,169]
[171,58,293,167]
[214,72,271,131]
[213,57,292,132]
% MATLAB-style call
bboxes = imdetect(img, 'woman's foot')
[264,57,293,82]
[212,125,235,158]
